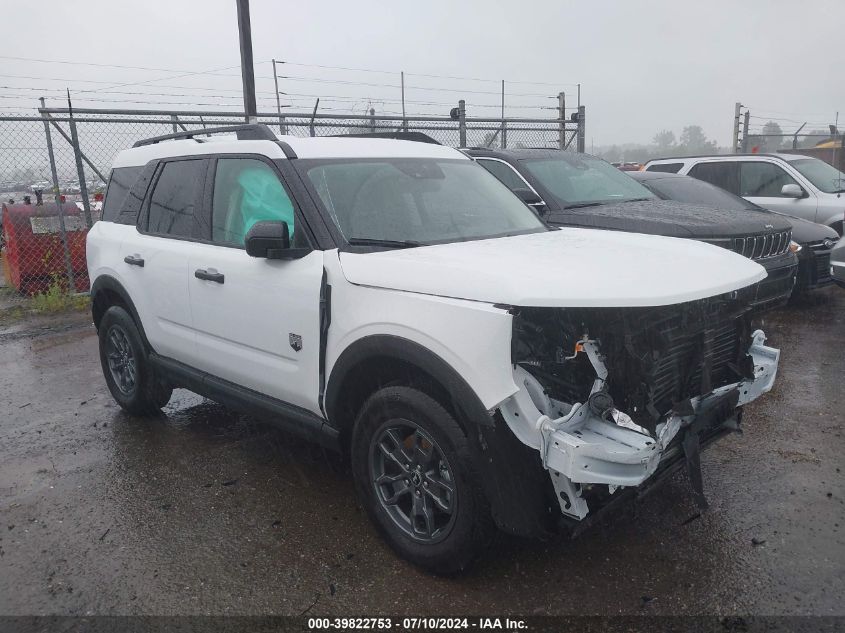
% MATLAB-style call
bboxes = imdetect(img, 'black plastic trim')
[149,353,339,450]
[89,275,150,348]
[132,123,277,147]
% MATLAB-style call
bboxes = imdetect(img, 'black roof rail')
[132,123,277,148]
[330,131,441,145]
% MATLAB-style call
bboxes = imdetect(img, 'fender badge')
[289,333,302,352]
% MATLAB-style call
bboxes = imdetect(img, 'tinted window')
[788,158,845,193]
[688,162,739,194]
[520,155,655,207]
[102,166,143,222]
[211,158,306,247]
[642,176,754,210]
[303,158,545,245]
[739,162,798,197]
[476,159,528,191]
[646,163,683,174]
[146,160,204,238]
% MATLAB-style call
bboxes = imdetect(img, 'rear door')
[687,161,740,195]
[186,156,324,414]
[120,158,207,364]
[738,160,818,222]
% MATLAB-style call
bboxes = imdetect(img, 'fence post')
[309,98,320,137]
[369,108,376,134]
[39,98,76,291]
[67,95,93,228]
[502,120,507,149]
[577,105,586,153]
[732,102,742,154]
[170,114,178,134]
[558,92,566,150]
[458,99,466,148]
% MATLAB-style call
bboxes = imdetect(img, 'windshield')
[790,158,845,193]
[521,155,656,208]
[642,176,756,210]
[301,158,546,246]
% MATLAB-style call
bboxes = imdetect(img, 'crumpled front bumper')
[499,330,779,520]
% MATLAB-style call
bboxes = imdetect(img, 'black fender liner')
[326,335,556,538]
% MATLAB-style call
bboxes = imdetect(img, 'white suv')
[643,153,845,235]
[87,124,780,573]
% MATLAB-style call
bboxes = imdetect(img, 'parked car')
[629,171,840,296]
[641,153,845,236]
[466,148,797,312]
[831,237,845,289]
[88,125,779,573]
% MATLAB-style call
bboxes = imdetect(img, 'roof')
[112,132,466,168]
[646,153,810,164]
[627,171,687,181]
[465,147,594,160]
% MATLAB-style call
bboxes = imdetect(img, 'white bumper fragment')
[499,330,780,520]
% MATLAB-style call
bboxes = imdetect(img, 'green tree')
[761,121,784,151]
[652,129,676,153]
[679,126,718,153]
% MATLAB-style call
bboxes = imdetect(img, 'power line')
[278,60,578,87]
[279,75,552,97]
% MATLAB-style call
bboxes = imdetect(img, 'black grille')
[730,230,792,260]
[808,241,833,283]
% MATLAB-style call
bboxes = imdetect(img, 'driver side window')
[211,158,308,247]
[739,162,799,197]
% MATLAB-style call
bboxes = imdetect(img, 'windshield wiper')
[347,237,425,249]
[564,201,604,209]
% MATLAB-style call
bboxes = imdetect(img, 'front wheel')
[98,305,172,415]
[350,386,494,574]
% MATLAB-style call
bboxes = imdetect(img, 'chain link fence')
[0,106,584,298]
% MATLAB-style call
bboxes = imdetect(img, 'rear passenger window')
[646,163,683,174]
[102,166,143,222]
[146,160,204,238]
[688,162,739,195]
[477,159,527,191]
[739,162,798,197]
[211,158,306,247]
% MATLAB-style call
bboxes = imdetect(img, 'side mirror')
[781,184,805,199]
[244,220,291,259]
[512,187,545,207]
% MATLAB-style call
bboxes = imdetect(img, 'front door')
[186,156,324,415]
[739,161,818,222]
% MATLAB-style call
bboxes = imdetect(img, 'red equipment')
[0,202,90,294]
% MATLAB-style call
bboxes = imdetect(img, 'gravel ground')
[0,288,842,617]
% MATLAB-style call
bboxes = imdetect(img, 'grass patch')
[29,278,90,314]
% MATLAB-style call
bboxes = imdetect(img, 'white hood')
[338,228,767,307]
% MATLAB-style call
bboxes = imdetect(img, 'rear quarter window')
[102,166,144,222]
[646,163,683,174]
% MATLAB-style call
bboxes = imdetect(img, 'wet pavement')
[0,289,843,617]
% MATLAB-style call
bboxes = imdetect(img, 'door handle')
[194,268,225,284]
[124,255,144,267]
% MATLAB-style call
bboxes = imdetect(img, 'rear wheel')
[99,305,171,415]
[350,386,494,574]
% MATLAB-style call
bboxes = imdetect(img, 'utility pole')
[732,102,742,153]
[558,91,566,150]
[401,72,407,132]
[272,59,287,134]
[741,110,750,153]
[236,0,257,123]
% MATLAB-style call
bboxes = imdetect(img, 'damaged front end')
[499,293,779,522]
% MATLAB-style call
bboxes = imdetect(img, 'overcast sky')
[2,0,842,147]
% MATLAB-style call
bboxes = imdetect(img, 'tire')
[350,386,494,574]
[98,305,172,415]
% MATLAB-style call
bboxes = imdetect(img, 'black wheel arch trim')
[324,334,494,431]
[90,275,151,350]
